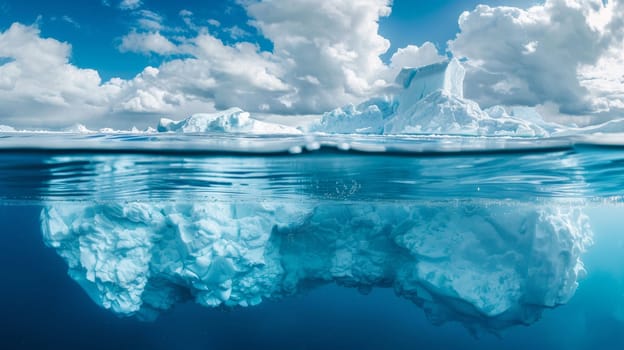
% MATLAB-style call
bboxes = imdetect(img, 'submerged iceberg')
[313,59,549,137]
[41,200,592,330]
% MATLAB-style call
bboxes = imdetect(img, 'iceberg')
[313,59,549,137]
[0,124,15,132]
[41,200,592,330]
[157,107,302,134]
[310,96,395,134]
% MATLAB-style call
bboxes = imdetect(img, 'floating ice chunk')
[310,96,396,134]
[385,91,547,136]
[63,124,96,134]
[158,107,302,134]
[41,201,592,330]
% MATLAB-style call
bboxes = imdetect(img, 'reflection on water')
[0,134,622,203]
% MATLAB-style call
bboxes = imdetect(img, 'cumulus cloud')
[113,0,416,116]
[115,34,289,113]
[388,42,447,78]
[119,31,178,55]
[0,23,114,126]
[134,9,164,31]
[244,0,393,113]
[449,0,623,118]
[6,0,624,128]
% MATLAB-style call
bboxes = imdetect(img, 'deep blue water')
[1,134,624,349]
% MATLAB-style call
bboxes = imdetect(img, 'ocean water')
[1,133,623,350]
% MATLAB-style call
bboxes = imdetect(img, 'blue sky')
[0,0,621,128]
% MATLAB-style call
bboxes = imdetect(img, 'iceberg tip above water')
[312,59,551,137]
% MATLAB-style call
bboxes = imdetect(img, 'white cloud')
[0,23,114,127]
[243,0,394,113]
[115,33,289,114]
[119,31,178,55]
[119,0,142,11]
[449,0,623,118]
[61,15,80,28]
[50,15,81,29]
[112,0,410,117]
[179,9,193,17]
[207,19,221,27]
[389,42,447,77]
[16,0,624,128]
[223,25,249,40]
[135,10,164,31]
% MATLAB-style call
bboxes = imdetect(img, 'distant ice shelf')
[41,201,592,330]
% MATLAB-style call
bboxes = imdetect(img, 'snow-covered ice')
[313,59,550,137]
[158,108,302,135]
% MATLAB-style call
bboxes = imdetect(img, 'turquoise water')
[0,133,623,349]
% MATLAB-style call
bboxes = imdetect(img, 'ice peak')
[396,58,465,100]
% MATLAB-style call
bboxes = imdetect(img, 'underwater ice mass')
[37,60,598,330]
[41,202,592,329]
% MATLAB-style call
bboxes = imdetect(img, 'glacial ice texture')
[41,201,592,330]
